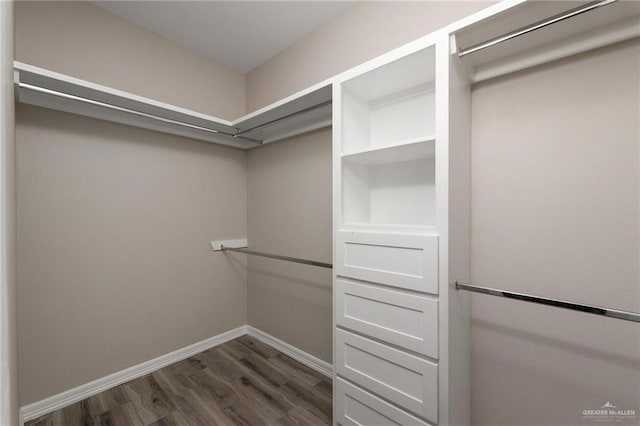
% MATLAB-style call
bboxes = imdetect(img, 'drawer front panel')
[335,378,430,426]
[336,230,438,294]
[335,329,438,422]
[336,279,438,358]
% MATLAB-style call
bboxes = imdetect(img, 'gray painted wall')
[247,129,333,362]
[470,39,639,425]
[17,105,248,406]
[15,1,248,406]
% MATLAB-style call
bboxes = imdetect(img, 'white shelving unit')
[333,33,471,425]
[332,1,640,424]
[340,48,435,153]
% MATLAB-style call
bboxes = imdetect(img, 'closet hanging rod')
[455,282,640,323]
[220,245,332,269]
[234,100,332,136]
[457,0,619,57]
[17,82,263,145]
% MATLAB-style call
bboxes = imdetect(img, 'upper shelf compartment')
[14,62,332,149]
[340,47,435,153]
[452,0,640,83]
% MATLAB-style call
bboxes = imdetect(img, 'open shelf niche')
[340,46,437,228]
[341,46,435,153]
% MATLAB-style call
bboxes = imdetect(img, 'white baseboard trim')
[246,325,333,378]
[20,324,334,424]
[20,325,247,423]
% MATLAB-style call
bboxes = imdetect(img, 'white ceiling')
[92,1,356,73]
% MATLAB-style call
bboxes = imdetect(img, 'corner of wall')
[1,0,19,424]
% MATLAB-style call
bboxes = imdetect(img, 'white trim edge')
[246,325,333,378]
[20,325,248,423]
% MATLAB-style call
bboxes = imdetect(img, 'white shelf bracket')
[211,239,248,251]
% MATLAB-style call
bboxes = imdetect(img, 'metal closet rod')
[457,0,619,57]
[456,281,640,323]
[220,245,332,269]
[17,82,265,144]
[234,100,332,136]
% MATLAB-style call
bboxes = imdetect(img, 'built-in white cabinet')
[332,3,640,422]
[333,33,471,425]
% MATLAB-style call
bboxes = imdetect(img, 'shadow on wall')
[247,264,332,309]
[472,318,638,369]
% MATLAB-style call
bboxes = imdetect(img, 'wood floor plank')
[240,353,290,388]
[146,409,192,426]
[195,347,250,382]
[236,336,280,359]
[277,405,329,426]
[234,375,294,419]
[220,340,255,361]
[268,354,324,386]
[279,379,332,425]
[151,369,186,400]
[188,367,239,408]
[146,416,177,426]
[160,410,191,426]
[96,402,144,426]
[123,375,176,424]
[154,358,204,398]
[222,400,271,426]
[313,378,333,399]
[60,399,93,426]
[171,390,232,426]
[26,337,333,426]
[86,385,129,419]
[26,411,62,426]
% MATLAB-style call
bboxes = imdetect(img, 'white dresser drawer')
[336,230,439,294]
[336,279,438,358]
[335,378,431,426]
[335,329,438,422]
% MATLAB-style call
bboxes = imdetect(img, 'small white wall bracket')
[211,239,248,251]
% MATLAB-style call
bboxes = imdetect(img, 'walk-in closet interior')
[0,1,639,425]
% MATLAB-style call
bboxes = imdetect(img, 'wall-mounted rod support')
[234,100,332,136]
[455,281,640,323]
[221,245,332,269]
[17,82,263,144]
[457,0,619,57]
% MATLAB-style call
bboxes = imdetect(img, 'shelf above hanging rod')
[14,61,333,149]
[219,245,332,269]
[235,100,332,136]
[18,82,263,144]
[457,0,619,57]
[455,281,640,323]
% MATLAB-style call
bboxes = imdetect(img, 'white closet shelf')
[343,47,435,102]
[341,136,435,165]
[338,223,438,235]
[452,0,640,83]
[13,61,332,149]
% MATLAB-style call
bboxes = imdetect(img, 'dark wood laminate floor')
[26,336,333,426]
